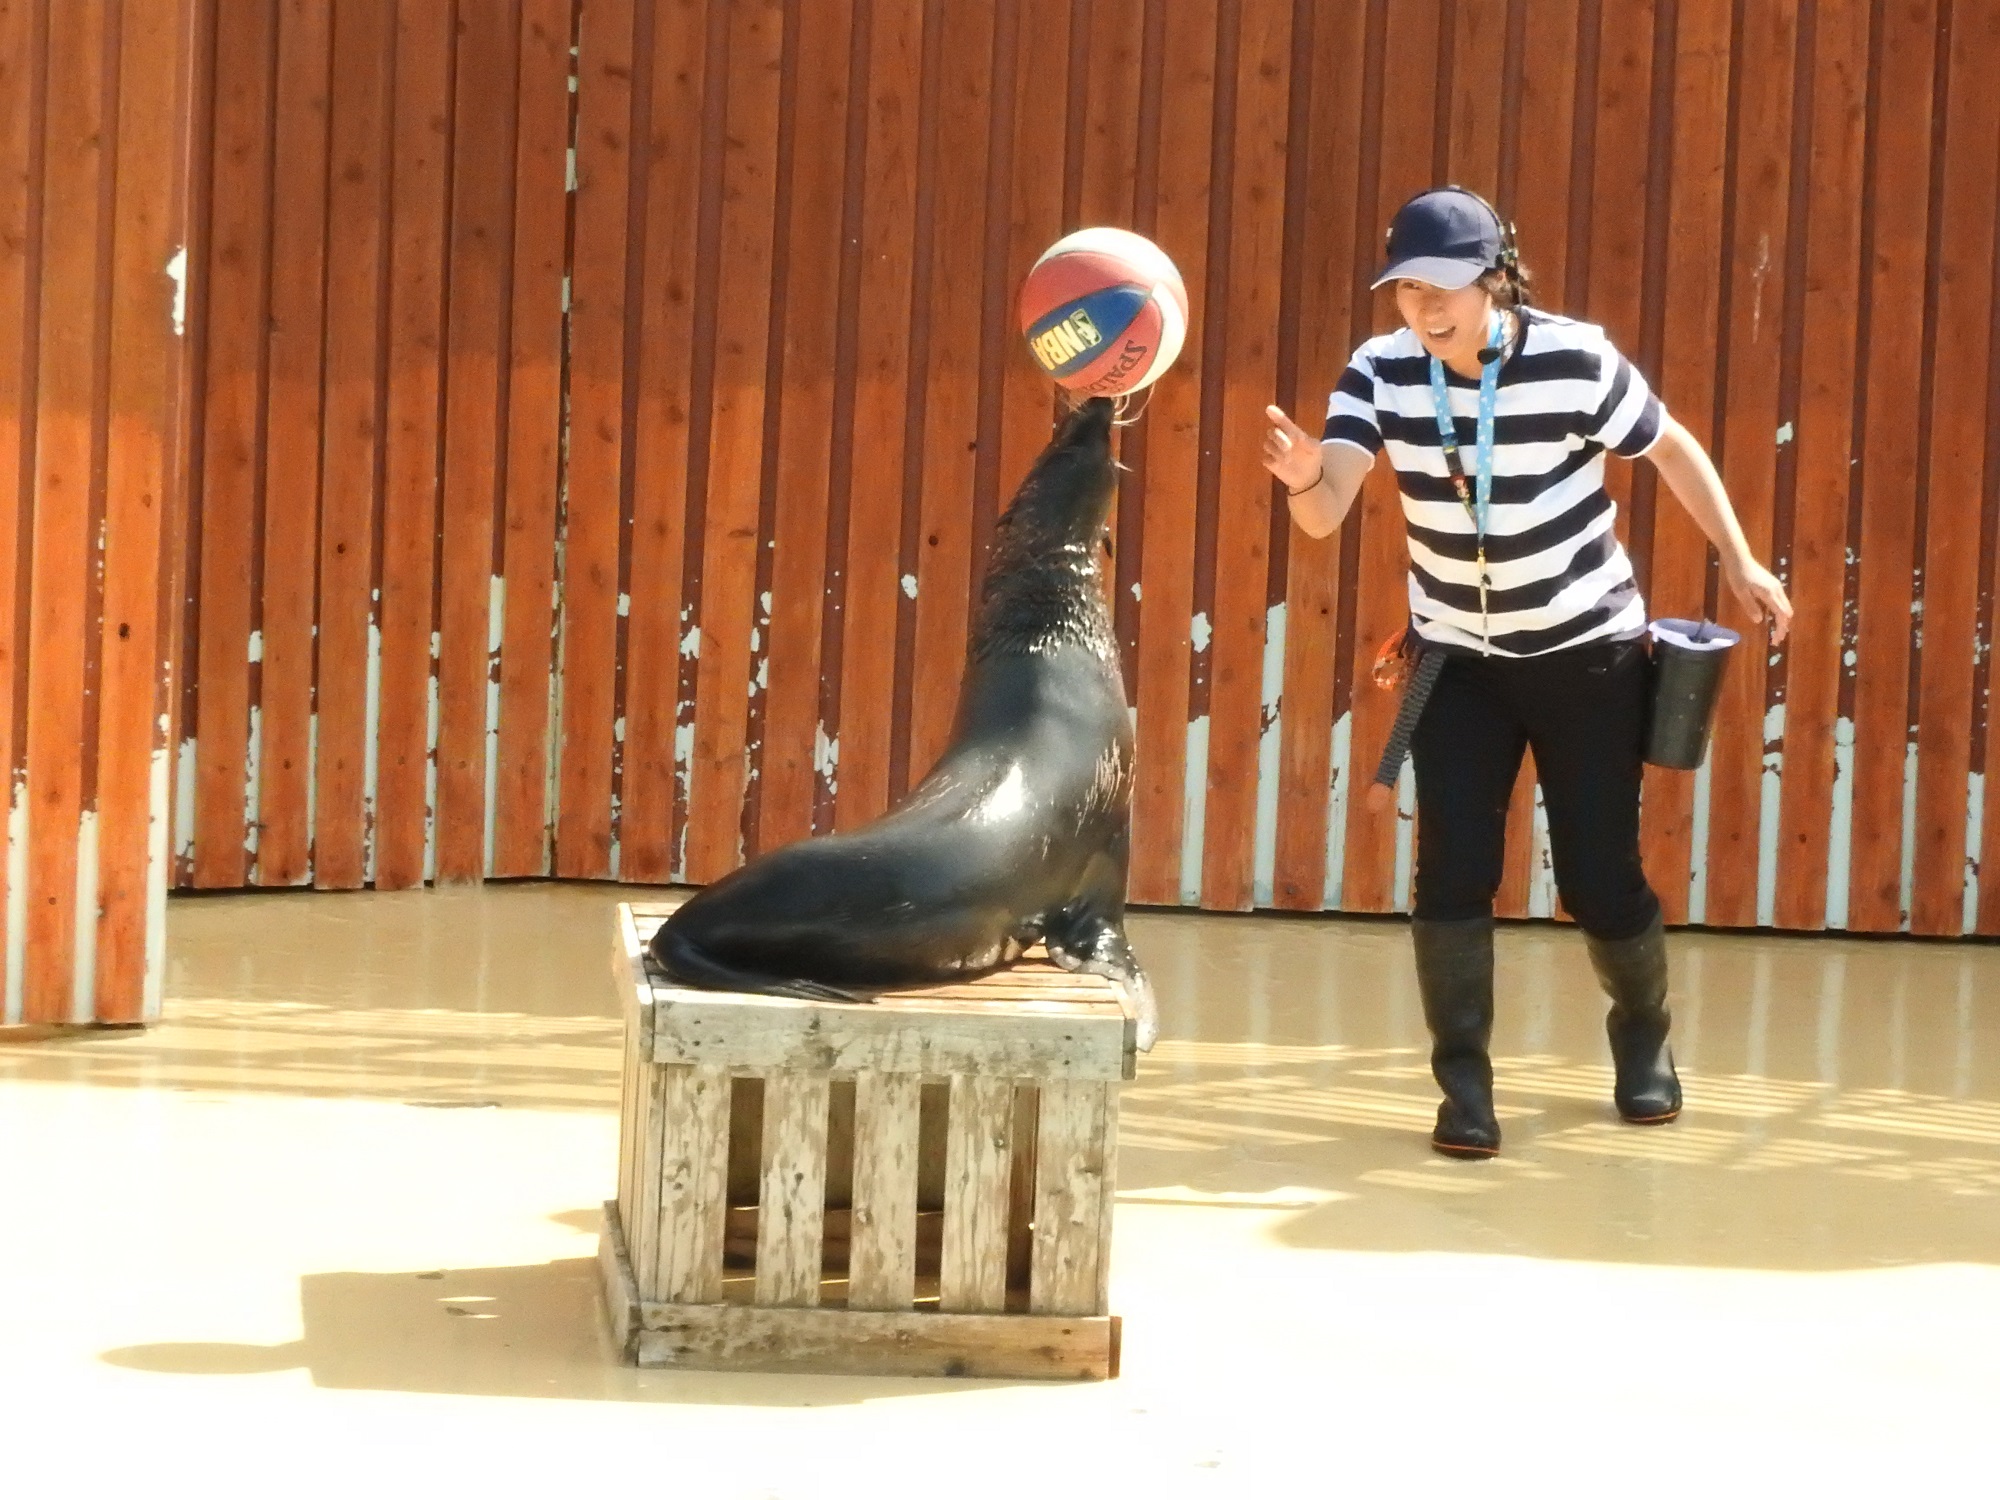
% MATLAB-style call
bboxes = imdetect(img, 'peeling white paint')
[1962,770,1983,935]
[1392,762,1416,912]
[1251,603,1285,906]
[672,721,697,883]
[166,246,187,336]
[1179,714,1209,905]
[304,713,318,878]
[144,737,170,1020]
[4,779,24,1024]
[247,630,263,664]
[1897,738,1918,930]
[484,576,503,878]
[423,657,440,886]
[1529,782,1556,918]
[1190,611,1211,654]
[813,723,839,797]
[754,655,768,692]
[760,591,772,616]
[1322,711,1351,908]
[243,705,262,861]
[1775,421,1794,446]
[617,591,630,618]
[363,618,381,884]
[900,574,918,600]
[1129,582,1141,601]
[71,810,98,1022]
[1688,747,1714,924]
[749,626,761,655]
[680,624,701,658]
[1824,714,1855,928]
[1756,702,1784,927]
[174,734,197,870]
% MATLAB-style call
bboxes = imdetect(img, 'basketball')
[1018,228,1188,397]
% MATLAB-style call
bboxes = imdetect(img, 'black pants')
[1408,637,1660,940]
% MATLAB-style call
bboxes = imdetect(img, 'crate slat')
[651,1064,732,1305]
[941,1075,1015,1313]
[1031,1079,1112,1316]
[755,1072,832,1307]
[848,1072,921,1310]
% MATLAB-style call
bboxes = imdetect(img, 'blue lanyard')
[1427,314,1507,649]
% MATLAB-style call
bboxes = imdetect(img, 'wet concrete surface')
[2,882,1996,1495]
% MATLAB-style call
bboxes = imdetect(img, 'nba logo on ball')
[1019,228,1188,398]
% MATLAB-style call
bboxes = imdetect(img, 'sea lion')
[650,395,1157,1049]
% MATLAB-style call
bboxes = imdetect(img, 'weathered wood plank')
[848,1070,921,1311]
[631,1302,1118,1380]
[1030,1078,1110,1316]
[754,1069,831,1307]
[651,1062,732,1305]
[940,1073,1014,1313]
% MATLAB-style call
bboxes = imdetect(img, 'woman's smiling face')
[1394,277,1497,369]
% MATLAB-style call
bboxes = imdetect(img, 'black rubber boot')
[1413,916,1500,1158]
[1585,916,1683,1124]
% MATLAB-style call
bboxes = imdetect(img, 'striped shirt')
[1323,308,1665,657]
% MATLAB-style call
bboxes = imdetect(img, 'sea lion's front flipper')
[649,922,868,1004]
[1044,899,1158,1053]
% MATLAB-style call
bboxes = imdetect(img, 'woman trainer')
[1261,186,1792,1158]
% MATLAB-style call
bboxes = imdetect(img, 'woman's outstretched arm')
[1262,404,1375,538]
[1644,415,1794,643]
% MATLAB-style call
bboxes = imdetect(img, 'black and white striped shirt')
[1324,308,1665,657]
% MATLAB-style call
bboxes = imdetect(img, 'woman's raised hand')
[1262,405,1322,493]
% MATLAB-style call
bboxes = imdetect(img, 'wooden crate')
[601,901,1135,1379]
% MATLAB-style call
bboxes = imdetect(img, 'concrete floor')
[3,883,1997,1497]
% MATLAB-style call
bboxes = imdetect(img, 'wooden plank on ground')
[257,0,333,888]
[754,1069,831,1307]
[1701,0,1796,928]
[1845,0,1935,932]
[1773,0,1868,931]
[372,0,452,891]
[1908,3,2000,935]
[940,1073,1014,1313]
[632,1303,1117,1379]
[751,0,854,856]
[1200,0,1291,912]
[1029,1078,1110,1315]
[1271,0,1365,911]
[23,0,111,1020]
[434,1,521,886]
[684,0,785,884]
[190,0,274,889]
[554,0,637,880]
[832,0,922,831]
[1128,0,1215,904]
[1343,0,1444,914]
[93,0,192,1020]
[490,0,572,877]
[1636,0,1731,926]
[848,1069,921,1310]
[314,0,392,890]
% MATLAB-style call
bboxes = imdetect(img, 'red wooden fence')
[163,0,2000,938]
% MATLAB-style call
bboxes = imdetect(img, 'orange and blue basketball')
[1018,228,1188,397]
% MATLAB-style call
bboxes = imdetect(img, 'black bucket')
[1644,618,1739,770]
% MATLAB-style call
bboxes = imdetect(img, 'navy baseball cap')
[1371,187,1507,290]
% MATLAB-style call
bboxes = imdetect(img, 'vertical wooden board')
[93,0,191,1020]
[619,0,708,880]
[1909,3,2000,936]
[1272,0,1366,911]
[1444,0,1505,197]
[849,1070,921,1311]
[373,0,452,892]
[1029,1078,1109,1316]
[257,0,333,888]
[939,1072,1013,1314]
[23,0,111,1021]
[652,1062,733,1306]
[190,0,273,889]
[1701,0,1796,929]
[0,0,44,1006]
[1773,0,1868,931]
[490,0,571,877]
[1846,2,1935,931]
[314,0,392,891]
[1072,0,1144,228]
[754,0,855,854]
[1638,0,1731,925]
[554,0,637,880]
[1199,0,1291,912]
[434,2,521,886]
[1128,0,1214,904]
[755,1069,831,1308]
[1510,0,1579,303]
[684,0,785,884]
[832,0,922,831]
[1343,0,1444,915]
[901,2,995,791]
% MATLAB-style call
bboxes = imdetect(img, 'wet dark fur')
[649,397,1156,1047]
